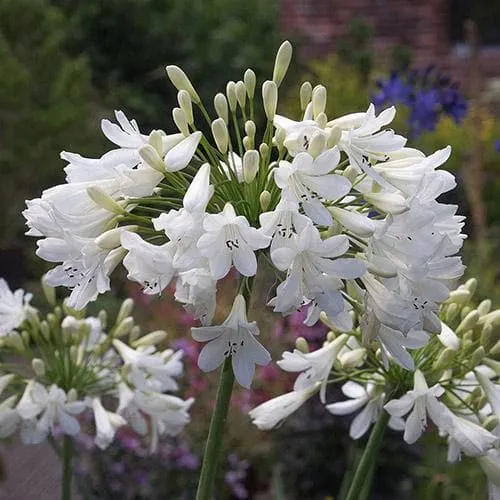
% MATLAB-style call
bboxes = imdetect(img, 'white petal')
[164,132,202,172]
[197,337,227,372]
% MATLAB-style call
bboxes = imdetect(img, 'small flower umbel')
[192,294,271,388]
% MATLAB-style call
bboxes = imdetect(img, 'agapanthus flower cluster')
[373,66,468,136]
[250,277,500,499]
[24,41,465,394]
[0,277,192,452]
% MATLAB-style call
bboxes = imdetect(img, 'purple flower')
[372,72,412,107]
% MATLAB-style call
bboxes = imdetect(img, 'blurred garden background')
[1,0,500,498]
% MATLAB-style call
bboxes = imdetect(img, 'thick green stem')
[344,410,389,500]
[61,435,73,500]
[195,357,235,500]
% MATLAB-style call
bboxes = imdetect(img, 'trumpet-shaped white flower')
[121,231,176,294]
[249,383,320,430]
[278,334,348,402]
[191,294,271,388]
[0,279,33,335]
[17,382,86,444]
[326,381,385,439]
[274,148,351,225]
[0,396,20,438]
[384,370,446,444]
[197,203,271,279]
[92,397,126,449]
[164,131,202,172]
[273,115,327,157]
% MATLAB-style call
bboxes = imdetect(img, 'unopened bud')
[295,336,309,353]
[343,165,358,183]
[259,190,271,211]
[235,81,247,109]
[312,85,327,119]
[364,192,408,215]
[139,144,165,172]
[300,81,312,111]
[465,278,478,294]
[40,320,51,341]
[32,358,46,377]
[166,65,201,103]
[226,81,237,112]
[41,276,56,306]
[461,306,473,320]
[214,93,229,123]
[447,288,471,306]
[133,330,168,348]
[116,298,134,325]
[316,112,328,129]
[87,187,125,214]
[148,130,164,154]
[272,40,293,87]
[274,127,286,151]
[67,388,78,403]
[432,347,455,371]
[114,317,134,338]
[245,120,256,139]
[308,132,326,158]
[479,310,500,328]
[471,346,486,367]
[96,226,138,249]
[242,136,253,150]
[457,310,480,334]
[6,332,24,352]
[259,143,269,159]
[329,206,375,237]
[340,348,367,370]
[483,415,499,431]
[211,118,229,154]
[445,302,460,323]
[129,325,141,343]
[98,309,107,330]
[244,69,256,99]
[478,299,492,316]
[243,150,260,183]
[262,80,278,121]
[327,331,336,342]
[172,107,189,136]
[327,126,342,148]
[177,90,193,125]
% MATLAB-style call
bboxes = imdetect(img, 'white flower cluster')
[23,41,464,389]
[0,279,192,452]
[250,277,500,498]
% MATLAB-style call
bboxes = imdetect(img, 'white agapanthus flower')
[0,278,33,335]
[249,383,320,430]
[384,370,446,444]
[197,203,271,279]
[277,334,348,402]
[92,397,127,449]
[192,294,271,388]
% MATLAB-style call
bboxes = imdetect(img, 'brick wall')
[280,0,500,89]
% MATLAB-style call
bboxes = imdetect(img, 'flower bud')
[244,69,256,99]
[40,320,51,341]
[456,310,480,334]
[478,299,492,316]
[67,388,78,403]
[129,325,141,343]
[116,298,134,325]
[243,150,260,183]
[148,130,164,153]
[214,93,229,123]
[211,118,229,154]
[482,415,498,431]
[460,306,473,320]
[327,331,336,342]
[342,165,358,183]
[96,226,138,249]
[41,276,56,306]
[98,309,107,330]
[243,136,253,150]
[312,85,327,119]
[87,187,126,214]
[364,192,408,215]
[490,340,500,357]
[236,81,247,109]
[295,336,309,353]
[172,107,190,136]
[6,332,24,352]
[226,81,237,112]
[139,144,165,172]
[272,40,293,87]
[340,348,367,370]
[166,65,201,103]
[259,190,271,211]
[481,323,494,350]
[446,288,471,306]
[479,310,500,328]
[300,81,312,111]
[465,278,478,294]
[307,131,326,158]
[177,90,193,125]
[316,112,328,129]
[327,126,342,148]
[329,207,375,237]
[259,142,269,159]
[432,347,455,371]
[262,80,278,121]
[471,346,486,367]
[274,127,286,151]
[445,302,460,323]
[114,317,134,338]
[133,330,168,348]
[32,358,46,377]
[245,120,256,139]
